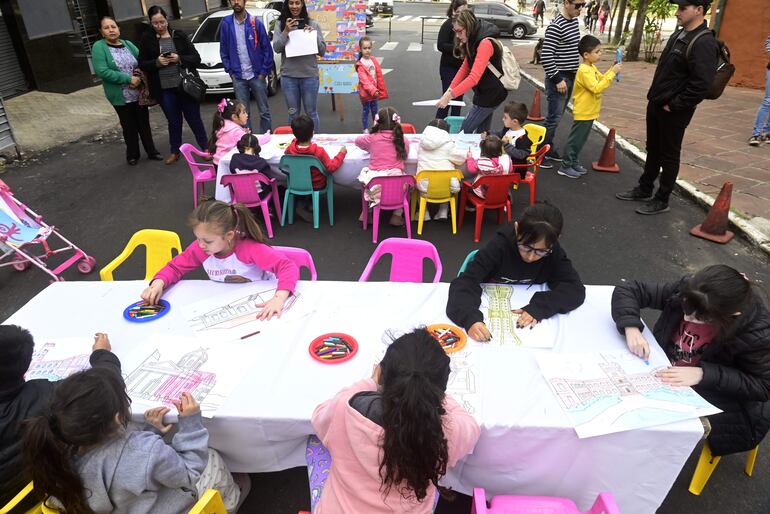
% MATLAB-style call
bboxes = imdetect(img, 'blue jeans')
[436,65,463,119]
[752,69,770,137]
[460,104,496,134]
[543,72,576,157]
[233,75,272,133]
[282,76,320,131]
[361,100,378,130]
[159,88,208,154]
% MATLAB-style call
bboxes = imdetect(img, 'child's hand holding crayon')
[173,392,200,417]
[93,332,111,352]
[141,279,165,305]
[144,406,174,434]
[468,321,492,342]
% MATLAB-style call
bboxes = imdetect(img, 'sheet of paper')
[286,29,319,58]
[412,99,466,107]
[25,338,91,381]
[480,283,557,348]
[535,351,721,438]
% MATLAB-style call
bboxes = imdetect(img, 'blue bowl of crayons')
[123,300,170,323]
[309,333,358,364]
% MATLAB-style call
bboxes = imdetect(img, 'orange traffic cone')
[527,90,545,121]
[592,128,620,173]
[690,182,735,244]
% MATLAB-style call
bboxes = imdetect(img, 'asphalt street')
[1,4,768,513]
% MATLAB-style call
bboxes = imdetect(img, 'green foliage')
[641,0,673,62]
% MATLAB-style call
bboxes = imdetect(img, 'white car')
[191,9,282,96]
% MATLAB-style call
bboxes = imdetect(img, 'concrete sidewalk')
[510,42,770,254]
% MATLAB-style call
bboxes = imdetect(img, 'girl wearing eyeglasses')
[447,202,585,342]
[611,265,770,457]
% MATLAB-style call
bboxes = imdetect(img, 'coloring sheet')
[121,334,259,418]
[535,351,720,438]
[481,284,557,348]
[25,339,90,381]
[182,283,312,343]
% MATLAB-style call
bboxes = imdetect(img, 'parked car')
[265,0,374,28]
[191,9,282,96]
[468,2,537,39]
[368,0,393,16]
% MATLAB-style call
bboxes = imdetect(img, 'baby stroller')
[0,179,95,282]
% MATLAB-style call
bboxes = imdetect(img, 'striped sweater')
[541,13,581,81]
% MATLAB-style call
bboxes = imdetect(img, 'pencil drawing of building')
[25,343,89,381]
[188,290,297,331]
[550,362,661,409]
[124,347,216,404]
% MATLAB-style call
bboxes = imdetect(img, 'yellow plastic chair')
[188,489,228,514]
[0,482,42,514]
[688,442,760,495]
[523,123,546,156]
[410,170,464,235]
[99,229,182,281]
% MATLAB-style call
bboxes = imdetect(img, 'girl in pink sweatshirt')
[208,98,249,165]
[141,200,299,320]
[311,329,480,514]
[466,134,512,198]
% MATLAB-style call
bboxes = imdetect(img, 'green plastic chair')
[457,249,478,276]
[278,155,334,229]
[445,116,465,134]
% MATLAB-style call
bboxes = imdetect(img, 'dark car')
[266,0,374,29]
[469,2,537,39]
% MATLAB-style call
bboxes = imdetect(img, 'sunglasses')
[517,243,552,258]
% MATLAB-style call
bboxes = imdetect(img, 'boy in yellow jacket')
[558,35,622,179]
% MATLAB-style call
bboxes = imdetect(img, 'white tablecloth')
[3,280,701,514]
[215,133,482,202]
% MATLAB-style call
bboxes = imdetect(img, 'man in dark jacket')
[616,0,718,215]
[0,326,122,507]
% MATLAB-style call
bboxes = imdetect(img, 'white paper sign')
[286,29,319,58]
[412,99,466,107]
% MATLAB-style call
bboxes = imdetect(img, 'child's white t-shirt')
[359,57,376,79]
[504,128,526,143]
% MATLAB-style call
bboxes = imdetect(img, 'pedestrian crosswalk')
[379,41,435,52]
[375,15,444,24]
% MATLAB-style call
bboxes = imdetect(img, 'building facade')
[712,0,770,89]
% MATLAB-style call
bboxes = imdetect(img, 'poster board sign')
[308,0,366,61]
[319,62,358,94]
[313,10,338,41]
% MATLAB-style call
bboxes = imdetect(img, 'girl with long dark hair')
[612,264,770,457]
[311,328,480,513]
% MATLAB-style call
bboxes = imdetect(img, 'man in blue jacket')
[220,0,274,132]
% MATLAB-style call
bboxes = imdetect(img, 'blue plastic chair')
[457,249,478,276]
[445,116,465,134]
[278,155,334,229]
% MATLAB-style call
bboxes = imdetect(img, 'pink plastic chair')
[361,175,415,243]
[220,172,282,239]
[180,143,216,208]
[472,488,621,514]
[273,245,318,280]
[359,237,442,283]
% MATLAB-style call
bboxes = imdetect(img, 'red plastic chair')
[400,123,417,134]
[273,245,318,280]
[359,237,442,283]
[219,172,281,238]
[472,488,620,514]
[361,175,415,243]
[509,144,550,206]
[180,143,216,208]
[459,174,521,243]
[274,126,293,135]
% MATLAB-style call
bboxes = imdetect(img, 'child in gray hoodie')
[22,367,214,513]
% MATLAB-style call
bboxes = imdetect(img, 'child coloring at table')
[447,202,585,342]
[611,264,770,457]
[465,134,512,198]
[415,118,465,221]
[209,98,249,165]
[355,36,388,131]
[356,106,411,226]
[141,200,298,319]
[284,113,347,223]
[0,328,119,509]
[486,101,533,175]
[22,369,244,513]
[311,328,480,513]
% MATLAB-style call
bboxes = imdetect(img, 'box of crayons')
[426,324,467,354]
[123,300,170,323]
[309,333,358,364]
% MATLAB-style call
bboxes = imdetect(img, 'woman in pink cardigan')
[311,329,480,513]
[208,98,248,165]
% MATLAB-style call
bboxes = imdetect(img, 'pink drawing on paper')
[25,342,89,381]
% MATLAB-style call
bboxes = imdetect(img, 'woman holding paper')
[273,0,325,131]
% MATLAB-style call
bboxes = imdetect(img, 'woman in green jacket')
[93,17,161,166]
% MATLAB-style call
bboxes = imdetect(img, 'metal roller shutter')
[0,15,28,99]
[152,0,176,19]
[178,0,207,17]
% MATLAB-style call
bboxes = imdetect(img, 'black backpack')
[686,29,735,100]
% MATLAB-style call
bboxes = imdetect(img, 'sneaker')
[615,187,654,202]
[635,199,670,215]
[749,135,761,147]
[557,166,581,179]
[539,158,555,169]
[573,163,588,175]
[763,134,770,145]
[465,204,476,212]
[546,150,562,162]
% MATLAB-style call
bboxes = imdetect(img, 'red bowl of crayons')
[123,300,170,323]
[309,333,358,364]
[426,324,467,354]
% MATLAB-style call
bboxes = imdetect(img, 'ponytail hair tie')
[392,113,401,124]
[217,98,228,113]
[374,113,380,123]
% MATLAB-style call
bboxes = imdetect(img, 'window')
[472,5,488,15]
[192,17,222,44]
[489,5,509,15]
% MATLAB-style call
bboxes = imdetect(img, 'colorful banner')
[308,0,366,61]
[318,62,358,94]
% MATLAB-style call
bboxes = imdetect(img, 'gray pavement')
[1,6,769,513]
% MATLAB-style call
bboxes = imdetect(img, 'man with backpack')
[616,0,718,215]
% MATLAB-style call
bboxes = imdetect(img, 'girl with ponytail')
[311,328,480,513]
[208,98,249,165]
[141,199,299,319]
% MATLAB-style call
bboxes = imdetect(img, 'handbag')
[133,69,156,107]
[179,66,207,102]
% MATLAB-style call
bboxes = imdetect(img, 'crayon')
[240,330,261,340]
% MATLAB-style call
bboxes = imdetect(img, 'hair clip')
[740,272,750,282]
[392,113,401,123]
[217,98,228,113]
[373,113,380,123]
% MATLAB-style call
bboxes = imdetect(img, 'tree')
[612,0,628,45]
[625,0,649,60]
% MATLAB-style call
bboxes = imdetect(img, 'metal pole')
[421,16,425,44]
[389,16,392,41]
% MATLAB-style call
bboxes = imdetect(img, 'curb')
[519,69,770,258]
